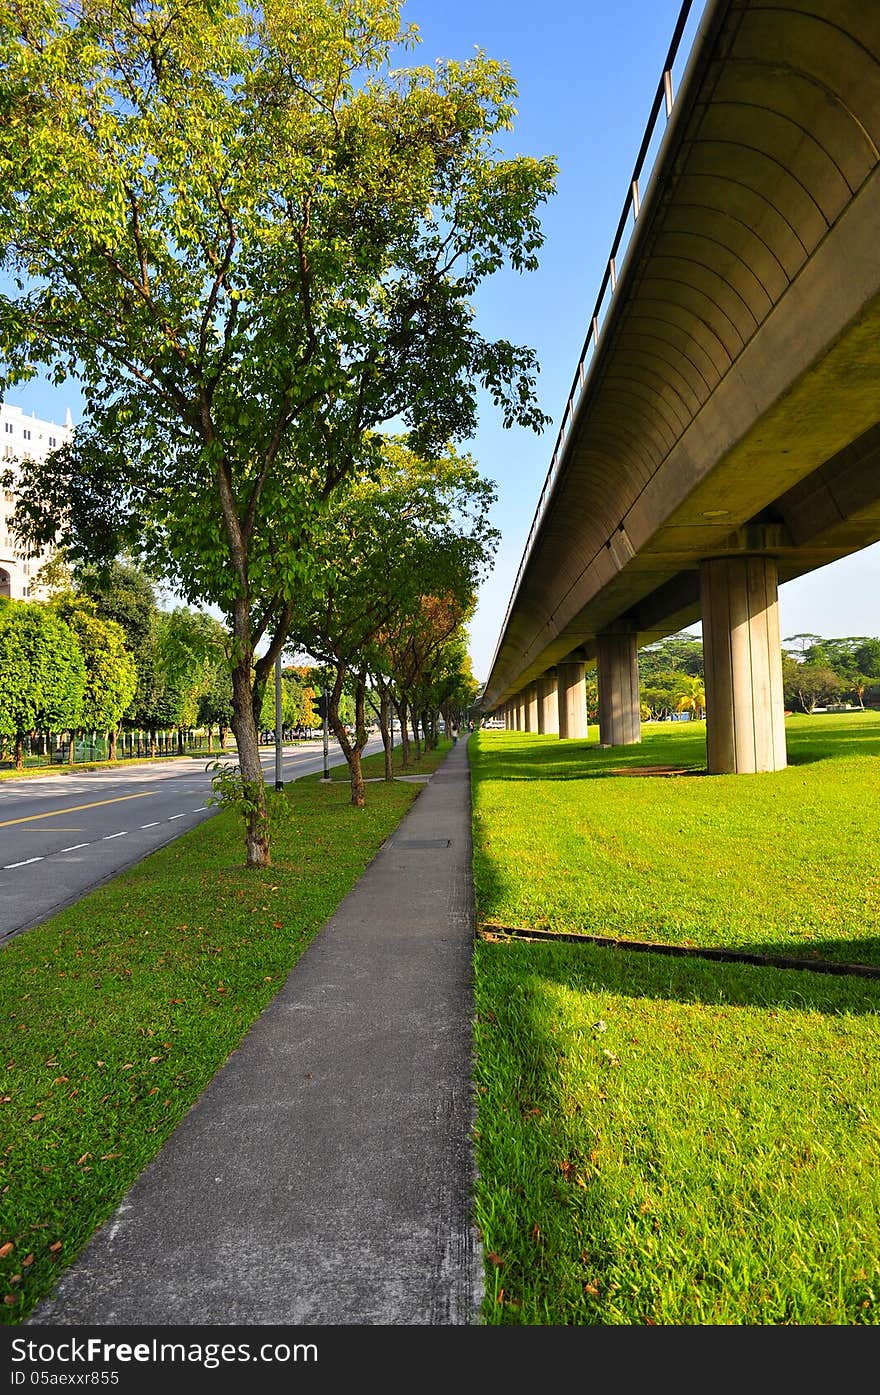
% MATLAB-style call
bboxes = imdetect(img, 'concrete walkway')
[29,739,482,1326]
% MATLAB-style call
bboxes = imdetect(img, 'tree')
[853,639,880,679]
[640,670,693,721]
[50,595,138,760]
[782,633,824,660]
[290,440,497,803]
[675,675,706,720]
[198,664,234,751]
[639,632,703,680]
[1,0,555,865]
[154,607,229,750]
[782,659,843,714]
[0,601,86,769]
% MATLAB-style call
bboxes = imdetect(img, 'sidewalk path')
[29,739,483,1326]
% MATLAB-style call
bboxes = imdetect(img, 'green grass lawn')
[471,713,880,965]
[0,773,428,1322]
[470,714,880,1324]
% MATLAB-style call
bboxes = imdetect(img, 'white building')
[0,401,74,600]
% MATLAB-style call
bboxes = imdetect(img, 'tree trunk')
[378,693,393,782]
[327,664,369,808]
[396,697,411,769]
[149,729,157,758]
[15,734,24,772]
[411,707,421,763]
[230,647,271,868]
[68,732,75,766]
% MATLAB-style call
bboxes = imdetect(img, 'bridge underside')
[484,0,880,749]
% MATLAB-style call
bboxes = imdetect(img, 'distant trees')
[633,629,880,720]
[0,567,235,767]
[782,634,880,713]
[49,596,137,762]
[639,632,704,679]
[0,602,86,769]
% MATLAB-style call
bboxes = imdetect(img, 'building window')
[49,437,56,447]
[23,429,31,440]
[3,423,11,434]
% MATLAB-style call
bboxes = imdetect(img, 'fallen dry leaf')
[48,1242,62,1253]
[0,1242,13,1259]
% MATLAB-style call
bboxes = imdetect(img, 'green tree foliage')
[50,596,137,753]
[76,562,157,654]
[154,607,229,740]
[198,665,234,749]
[639,632,704,680]
[782,658,844,714]
[76,561,162,735]
[291,439,498,803]
[640,670,695,722]
[1,0,555,864]
[0,601,86,768]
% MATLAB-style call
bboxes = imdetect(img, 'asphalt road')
[0,737,387,944]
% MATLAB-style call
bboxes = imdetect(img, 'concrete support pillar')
[504,704,511,731]
[597,626,641,747]
[514,694,524,731]
[524,683,539,733]
[700,555,787,774]
[557,661,588,740]
[537,672,559,734]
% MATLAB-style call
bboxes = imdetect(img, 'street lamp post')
[274,654,283,793]
[322,685,330,781]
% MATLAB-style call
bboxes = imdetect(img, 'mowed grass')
[470,714,880,1324]
[471,713,880,964]
[0,775,425,1323]
[474,939,880,1325]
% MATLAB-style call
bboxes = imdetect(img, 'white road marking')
[4,857,44,868]
[103,831,127,840]
[140,822,161,829]
[60,843,90,852]
[167,813,186,820]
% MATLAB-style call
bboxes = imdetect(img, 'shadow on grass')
[785,719,880,764]
[472,730,709,783]
[474,938,880,1324]
[476,714,880,778]
[479,926,880,975]
[481,935,880,1033]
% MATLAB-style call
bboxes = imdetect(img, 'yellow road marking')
[0,792,156,828]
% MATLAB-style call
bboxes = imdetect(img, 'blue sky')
[7,0,879,678]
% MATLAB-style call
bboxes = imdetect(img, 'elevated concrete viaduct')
[483,0,880,772]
